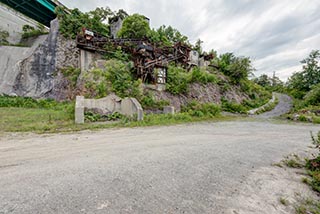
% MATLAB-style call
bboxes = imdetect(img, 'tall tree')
[287,50,320,93]
[117,14,150,39]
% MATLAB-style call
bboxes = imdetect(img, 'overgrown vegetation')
[0,28,9,45]
[181,101,221,118]
[117,14,150,39]
[61,66,81,88]
[304,131,320,193]
[55,6,113,39]
[295,198,320,214]
[282,50,320,123]
[21,24,48,39]
[140,92,170,110]
[0,95,234,133]
[83,59,142,98]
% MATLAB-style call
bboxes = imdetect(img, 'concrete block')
[83,94,121,114]
[75,96,84,124]
[163,106,175,115]
[121,98,143,121]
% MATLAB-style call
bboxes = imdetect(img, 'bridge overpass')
[0,0,67,27]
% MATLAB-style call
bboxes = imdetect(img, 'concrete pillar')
[163,106,175,115]
[75,96,84,124]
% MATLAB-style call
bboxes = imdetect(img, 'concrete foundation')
[75,95,144,123]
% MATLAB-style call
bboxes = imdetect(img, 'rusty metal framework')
[76,28,192,84]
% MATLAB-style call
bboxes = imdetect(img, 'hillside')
[0,6,271,117]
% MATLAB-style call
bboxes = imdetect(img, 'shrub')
[221,99,247,113]
[304,83,320,106]
[61,67,81,88]
[166,65,189,95]
[21,24,48,39]
[55,7,111,39]
[189,67,217,84]
[140,92,170,110]
[181,101,221,117]
[0,29,9,45]
[84,60,142,98]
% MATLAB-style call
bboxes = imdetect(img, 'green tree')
[55,6,112,38]
[109,9,128,24]
[154,25,189,45]
[253,74,272,87]
[194,39,203,55]
[287,50,320,97]
[117,14,150,39]
[217,53,254,83]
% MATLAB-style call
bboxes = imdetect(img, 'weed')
[295,198,320,214]
[221,99,247,113]
[279,197,289,206]
[181,101,221,118]
[140,92,170,110]
[21,24,48,39]
[61,67,81,88]
[272,162,283,168]
[283,155,304,168]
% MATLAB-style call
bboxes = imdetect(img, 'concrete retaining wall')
[75,95,144,123]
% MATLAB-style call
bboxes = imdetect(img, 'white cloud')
[60,0,320,81]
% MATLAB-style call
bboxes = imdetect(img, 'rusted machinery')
[76,28,193,83]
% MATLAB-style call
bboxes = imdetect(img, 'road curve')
[0,121,319,213]
[255,93,293,119]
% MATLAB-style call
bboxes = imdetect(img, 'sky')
[59,0,320,81]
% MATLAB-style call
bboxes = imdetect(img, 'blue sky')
[60,0,320,80]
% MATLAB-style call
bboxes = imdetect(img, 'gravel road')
[255,93,293,119]
[0,120,319,214]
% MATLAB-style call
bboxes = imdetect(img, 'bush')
[0,95,70,109]
[61,67,81,88]
[181,101,221,118]
[0,29,9,45]
[304,83,320,106]
[305,131,320,193]
[21,24,48,39]
[189,67,217,84]
[55,7,111,39]
[85,111,124,122]
[140,92,170,110]
[221,99,247,113]
[166,65,189,95]
[84,60,142,98]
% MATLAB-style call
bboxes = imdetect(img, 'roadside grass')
[295,198,320,214]
[278,154,305,168]
[0,95,241,133]
[275,131,320,214]
[0,107,236,133]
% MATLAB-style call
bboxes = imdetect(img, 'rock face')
[13,18,79,99]
[152,83,249,111]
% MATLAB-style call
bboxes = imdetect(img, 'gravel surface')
[0,120,319,213]
[255,93,293,119]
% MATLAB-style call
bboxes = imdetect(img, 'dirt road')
[0,120,319,213]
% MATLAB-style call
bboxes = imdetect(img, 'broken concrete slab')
[121,98,143,121]
[75,95,143,123]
